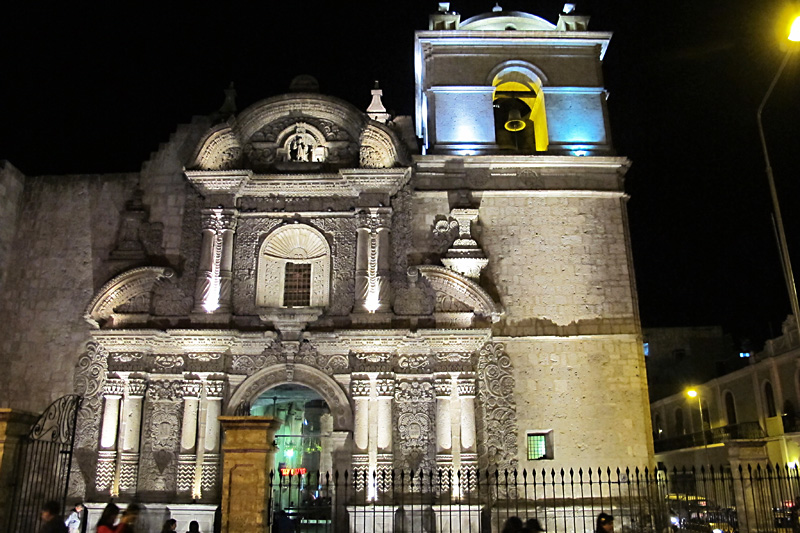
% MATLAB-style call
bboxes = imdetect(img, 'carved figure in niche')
[289,134,310,162]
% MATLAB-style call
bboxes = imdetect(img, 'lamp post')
[756,15,800,338]
[687,388,712,468]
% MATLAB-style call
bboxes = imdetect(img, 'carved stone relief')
[393,380,435,472]
[69,341,108,499]
[138,399,181,494]
[476,343,519,472]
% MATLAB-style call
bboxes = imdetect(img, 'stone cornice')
[184,167,411,198]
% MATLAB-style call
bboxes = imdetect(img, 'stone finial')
[366,81,391,123]
[556,4,590,30]
[441,208,488,280]
[429,2,460,30]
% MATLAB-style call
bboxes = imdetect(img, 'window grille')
[526,432,552,460]
[283,263,311,307]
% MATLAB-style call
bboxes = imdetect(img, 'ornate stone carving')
[187,352,222,363]
[137,401,181,493]
[417,266,501,320]
[147,380,182,402]
[256,223,331,309]
[397,354,430,371]
[350,378,371,398]
[476,343,519,472]
[441,209,489,280]
[181,380,203,398]
[394,381,435,471]
[359,123,405,168]
[154,355,185,370]
[85,267,175,327]
[206,379,226,398]
[110,352,144,363]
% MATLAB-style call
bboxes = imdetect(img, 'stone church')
[0,3,652,528]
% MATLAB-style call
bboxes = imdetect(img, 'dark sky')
[3,0,800,349]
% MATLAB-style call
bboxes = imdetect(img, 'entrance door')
[251,385,332,532]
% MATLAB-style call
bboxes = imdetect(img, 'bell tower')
[412,4,653,469]
[415,4,613,156]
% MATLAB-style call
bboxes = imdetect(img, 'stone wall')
[0,173,137,412]
[506,336,652,468]
[478,193,638,336]
[0,162,25,292]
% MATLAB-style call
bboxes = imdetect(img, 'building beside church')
[0,3,652,529]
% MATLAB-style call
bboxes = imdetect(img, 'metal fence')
[267,464,800,532]
[6,395,82,533]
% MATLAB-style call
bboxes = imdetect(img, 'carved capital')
[103,379,125,397]
[457,378,476,397]
[375,377,395,397]
[206,379,226,399]
[181,380,203,398]
[351,377,372,398]
[127,378,148,397]
[434,376,453,397]
[356,208,392,231]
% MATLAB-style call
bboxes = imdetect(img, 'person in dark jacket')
[596,513,614,533]
[39,500,68,533]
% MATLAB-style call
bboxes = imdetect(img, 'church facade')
[0,4,652,523]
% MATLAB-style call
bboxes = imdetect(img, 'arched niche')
[256,224,331,309]
[488,61,549,152]
[227,364,353,432]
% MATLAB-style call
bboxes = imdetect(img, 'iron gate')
[6,394,82,532]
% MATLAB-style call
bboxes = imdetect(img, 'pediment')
[189,94,407,173]
[417,266,501,322]
[85,266,174,328]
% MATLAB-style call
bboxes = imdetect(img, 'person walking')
[39,500,68,533]
[115,503,140,533]
[64,502,84,533]
[95,503,120,533]
[160,518,177,532]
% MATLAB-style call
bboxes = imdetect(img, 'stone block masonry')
[0,173,137,413]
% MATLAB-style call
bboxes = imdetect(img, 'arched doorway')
[250,384,332,480]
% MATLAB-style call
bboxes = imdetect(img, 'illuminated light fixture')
[687,389,698,398]
[563,3,576,14]
[457,149,478,156]
[574,150,589,156]
[505,108,526,132]
[790,16,800,41]
[285,448,295,458]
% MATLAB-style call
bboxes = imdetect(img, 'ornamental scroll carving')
[70,341,109,499]
[476,343,519,472]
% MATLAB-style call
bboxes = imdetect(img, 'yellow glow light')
[789,16,800,42]
[687,389,698,398]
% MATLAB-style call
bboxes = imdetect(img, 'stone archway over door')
[228,363,353,432]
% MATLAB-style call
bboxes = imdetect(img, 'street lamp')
[687,388,711,467]
[756,14,800,338]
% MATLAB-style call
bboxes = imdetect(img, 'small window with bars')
[526,431,553,460]
[283,263,312,307]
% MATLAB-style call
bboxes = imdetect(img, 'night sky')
[3,1,800,349]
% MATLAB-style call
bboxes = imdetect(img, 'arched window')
[675,408,685,435]
[653,414,663,440]
[764,381,777,418]
[490,64,548,153]
[257,224,331,308]
[724,391,737,425]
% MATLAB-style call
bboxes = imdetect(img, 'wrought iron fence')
[266,464,800,533]
[6,395,82,533]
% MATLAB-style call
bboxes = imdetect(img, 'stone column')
[117,378,146,495]
[100,379,124,450]
[180,381,202,453]
[178,380,202,495]
[199,379,225,498]
[458,374,478,494]
[435,375,453,454]
[458,376,477,452]
[354,208,392,313]
[319,413,334,477]
[351,377,371,452]
[97,378,124,493]
[376,377,394,452]
[193,208,238,314]
[219,416,282,533]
